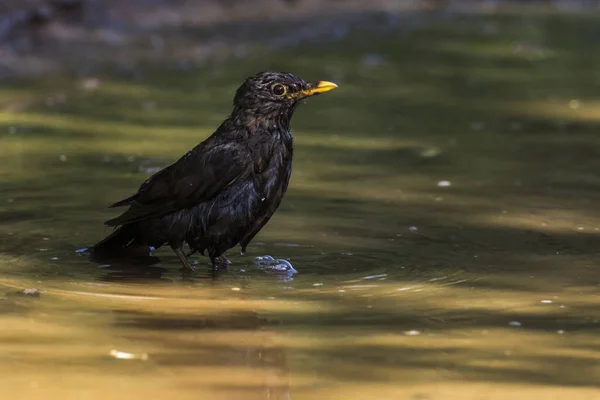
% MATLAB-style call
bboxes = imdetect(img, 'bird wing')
[105,142,252,226]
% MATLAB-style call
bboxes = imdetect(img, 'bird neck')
[229,106,295,133]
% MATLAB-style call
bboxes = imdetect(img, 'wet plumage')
[91,71,337,270]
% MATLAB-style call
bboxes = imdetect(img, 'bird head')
[232,71,337,119]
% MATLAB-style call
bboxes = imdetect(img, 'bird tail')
[90,225,150,261]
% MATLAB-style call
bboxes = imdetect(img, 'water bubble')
[59,154,68,162]
[540,300,553,304]
[508,321,521,327]
[557,330,565,334]
[420,147,442,158]
[109,349,148,361]
[50,257,59,261]
[408,226,418,232]
[231,287,241,291]
[437,180,451,187]
[313,283,323,287]
[22,288,41,297]
[569,99,581,109]
[404,330,422,336]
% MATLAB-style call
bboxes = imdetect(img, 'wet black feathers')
[104,142,252,226]
[92,71,334,268]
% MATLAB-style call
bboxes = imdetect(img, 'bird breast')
[252,133,292,199]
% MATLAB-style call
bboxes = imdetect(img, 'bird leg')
[215,254,231,265]
[187,245,229,268]
[172,245,196,271]
[208,250,231,274]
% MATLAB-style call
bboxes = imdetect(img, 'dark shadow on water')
[114,309,270,331]
[89,252,231,283]
[97,264,169,283]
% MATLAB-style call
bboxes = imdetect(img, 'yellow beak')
[300,81,338,97]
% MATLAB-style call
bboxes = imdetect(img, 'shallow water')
[1,8,600,400]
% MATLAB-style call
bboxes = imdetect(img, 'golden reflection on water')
[1,272,599,400]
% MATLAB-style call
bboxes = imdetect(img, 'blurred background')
[1,1,600,399]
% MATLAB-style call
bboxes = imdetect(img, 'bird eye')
[271,84,287,96]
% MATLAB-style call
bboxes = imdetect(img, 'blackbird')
[91,71,337,271]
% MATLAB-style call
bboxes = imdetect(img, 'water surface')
[1,9,600,399]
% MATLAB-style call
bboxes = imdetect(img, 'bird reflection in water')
[89,247,297,283]
[113,309,291,399]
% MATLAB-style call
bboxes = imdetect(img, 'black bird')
[91,71,337,271]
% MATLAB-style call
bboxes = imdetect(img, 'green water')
[1,10,599,399]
